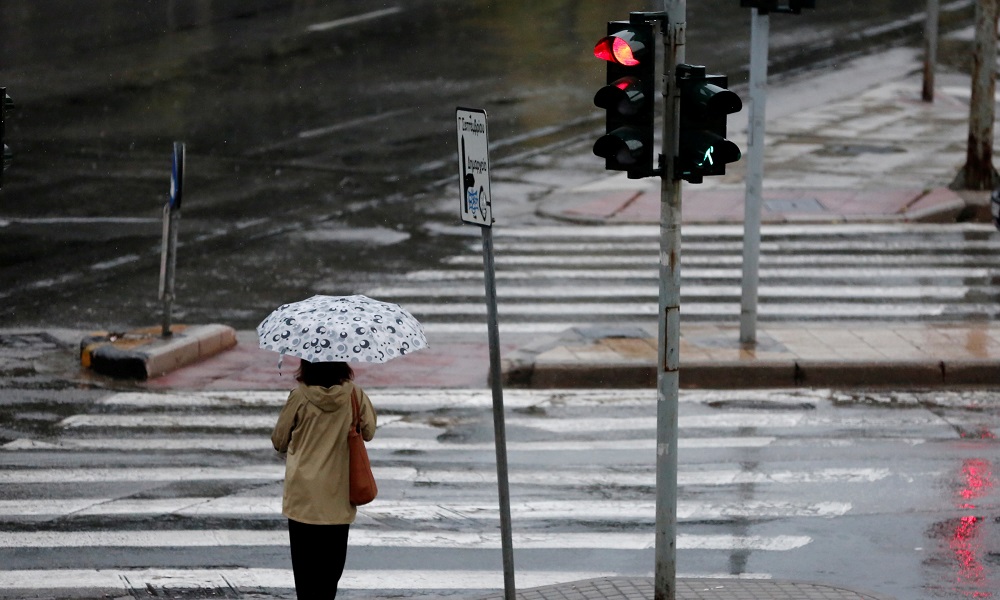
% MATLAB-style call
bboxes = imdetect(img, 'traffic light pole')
[656,2,684,600]
[597,6,740,599]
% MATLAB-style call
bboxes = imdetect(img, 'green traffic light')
[699,147,714,168]
[676,65,743,183]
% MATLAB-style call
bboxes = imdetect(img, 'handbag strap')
[350,387,361,432]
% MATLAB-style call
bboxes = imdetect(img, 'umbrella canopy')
[257,295,428,364]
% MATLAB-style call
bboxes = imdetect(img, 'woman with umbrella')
[271,360,376,599]
[261,295,427,598]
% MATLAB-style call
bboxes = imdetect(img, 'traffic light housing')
[676,64,742,184]
[739,0,815,14]
[592,19,656,179]
[1,88,11,189]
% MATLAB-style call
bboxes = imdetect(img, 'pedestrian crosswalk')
[0,388,970,598]
[363,223,1000,333]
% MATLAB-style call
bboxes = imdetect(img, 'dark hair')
[295,360,354,387]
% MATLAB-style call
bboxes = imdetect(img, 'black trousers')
[288,518,350,600]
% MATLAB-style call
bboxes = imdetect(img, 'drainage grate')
[0,332,63,350]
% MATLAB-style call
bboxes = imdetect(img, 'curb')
[537,186,975,226]
[80,324,237,380]
[506,355,1000,389]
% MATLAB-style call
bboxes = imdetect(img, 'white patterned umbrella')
[257,295,427,363]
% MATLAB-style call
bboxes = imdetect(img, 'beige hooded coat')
[271,381,377,525]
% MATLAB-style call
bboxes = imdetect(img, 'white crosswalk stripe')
[0,529,814,550]
[51,409,947,431]
[362,223,1000,333]
[0,495,858,519]
[0,388,954,597]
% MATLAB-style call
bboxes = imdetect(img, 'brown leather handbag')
[349,389,378,506]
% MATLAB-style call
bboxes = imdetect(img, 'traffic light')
[1,88,11,189]
[676,64,742,184]
[592,19,656,179]
[739,0,815,14]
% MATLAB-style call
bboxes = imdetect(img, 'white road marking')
[56,414,406,429]
[0,528,816,550]
[0,497,852,520]
[489,223,995,238]
[93,388,666,409]
[367,283,972,300]
[0,569,772,593]
[3,436,777,452]
[403,267,993,281]
[486,239,1000,254]
[403,301,956,318]
[0,463,887,498]
[505,412,947,432]
[53,410,947,433]
[443,253,1000,267]
[297,107,412,139]
[305,7,402,32]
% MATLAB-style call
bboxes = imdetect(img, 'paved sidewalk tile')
[472,577,894,600]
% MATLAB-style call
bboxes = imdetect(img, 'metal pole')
[739,9,769,345]
[160,205,179,337]
[481,226,515,600]
[656,2,684,600]
[159,142,184,337]
[922,0,940,102]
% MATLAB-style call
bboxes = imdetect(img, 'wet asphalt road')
[0,387,997,599]
[0,0,978,330]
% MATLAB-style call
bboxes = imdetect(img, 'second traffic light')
[676,64,743,184]
[592,20,656,179]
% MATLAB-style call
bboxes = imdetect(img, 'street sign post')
[159,142,185,337]
[455,107,513,600]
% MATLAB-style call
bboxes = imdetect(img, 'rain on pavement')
[0,0,975,329]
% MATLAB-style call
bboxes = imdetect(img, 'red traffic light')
[593,29,648,66]
[593,20,655,178]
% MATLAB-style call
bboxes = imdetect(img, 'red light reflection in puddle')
[959,459,995,507]
[950,515,988,597]
[949,459,995,598]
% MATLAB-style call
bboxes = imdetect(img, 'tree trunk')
[954,0,1000,189]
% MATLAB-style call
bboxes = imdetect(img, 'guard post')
[159,142,185,337]
[455,107,515,600]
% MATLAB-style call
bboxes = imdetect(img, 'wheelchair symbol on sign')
[466,183,488,222]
